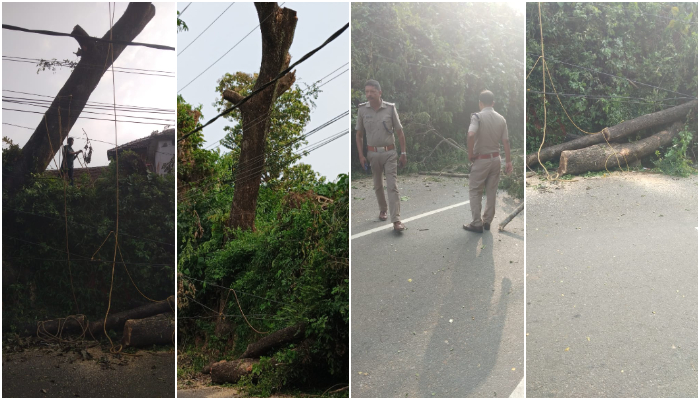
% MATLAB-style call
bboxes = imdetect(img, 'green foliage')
[2,151,175,326]
[178,174,349,392]
[653,126,697,177]
[498,156,524,200]
[351,2,524,173]
[213,72,321,188]
[177,11,188,33]
[526,2,698,153]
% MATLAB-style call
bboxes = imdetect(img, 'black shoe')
[462,223,483,233]
[484,222,490,230]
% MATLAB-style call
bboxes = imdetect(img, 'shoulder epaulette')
[359,102,368,106]
[384,101,396,108]
[471,112,480,120]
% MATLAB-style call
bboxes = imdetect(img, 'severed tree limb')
[87,296,175,337]
[498,203,524,232]
[526,100,697,168]
[557,122,684,176]
[210,358,259,384]
[3,2,157,196]
[240,322,306,359]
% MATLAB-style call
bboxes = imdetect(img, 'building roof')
[107,128,175,159]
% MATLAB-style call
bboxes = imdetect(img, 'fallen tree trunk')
[20,315,87,337]
[526,100,697,167]
[240,322,306,359]
[557,122,683,176]
[210,358,259,384]
[121,313,174,347]
[498,203,524,232]
[88,296,174,336]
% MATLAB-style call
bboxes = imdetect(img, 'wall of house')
[154,139,175,175]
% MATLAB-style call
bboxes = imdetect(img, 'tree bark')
[210,358,259,384]
[240,322,306,359]
[121,312,174,347]
[224,3,298,232]
[3,2,156,196]
[526,100,697,167]
[88,296,174,336]
[557,122,684,176]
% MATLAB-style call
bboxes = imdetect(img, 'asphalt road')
[526,172,698,398]
[351,173,524,398]
[2,345,175,398]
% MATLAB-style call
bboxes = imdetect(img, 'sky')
[177,2,350,181]
[2,2,176,168]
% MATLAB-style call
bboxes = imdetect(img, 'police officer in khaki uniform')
[355,80,407,232]
[463,90,513,233]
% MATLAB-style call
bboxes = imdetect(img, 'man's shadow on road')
[417,230,511,397]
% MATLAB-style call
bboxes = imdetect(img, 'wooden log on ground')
[557,122,683,176]
[240,322,306,359]
[121,313,174,347]
[498,203,524,232]
[88,296,174,336]
[526,100,697,167]
[20,315,87,337]
[419,172,470,178]
[210,358,259,384]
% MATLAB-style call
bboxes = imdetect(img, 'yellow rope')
[534,2,628,179]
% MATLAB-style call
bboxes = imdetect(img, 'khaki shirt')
[468,107,508,155]
[355,100,403,147]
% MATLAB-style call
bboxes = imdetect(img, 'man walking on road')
[463,90,513,233]
[356,80,407,232]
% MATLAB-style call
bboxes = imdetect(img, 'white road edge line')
[509,377,525,398]
[351,200,470,240]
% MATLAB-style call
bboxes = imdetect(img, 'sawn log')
[526,100,697,167]
[121,313,174,347]
[210,358,259,384]
[88,296,175,336]
[557,122,684,176]
[240,322,306,359]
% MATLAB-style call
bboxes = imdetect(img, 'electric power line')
[3,107,174,126]
[178,3,236,56]
[2,24,175,51]
[177,3,285,94]
[179,21,350,141]
[178,2,192,16]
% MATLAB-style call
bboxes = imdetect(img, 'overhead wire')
[177,3,285,94]
[2,23,175,51]
[3,56,174,78]
[178,3,235,56]
[180,21,349,141]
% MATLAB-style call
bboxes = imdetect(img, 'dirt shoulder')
[2,341,174,398]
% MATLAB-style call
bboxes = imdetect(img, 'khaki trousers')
[469,157,501,227]
[368,149,401,223]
